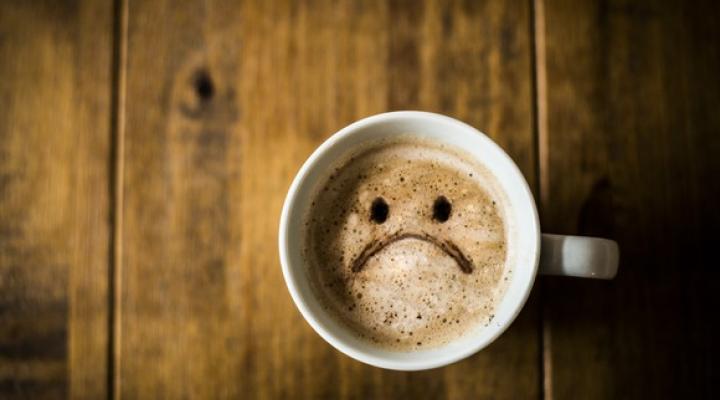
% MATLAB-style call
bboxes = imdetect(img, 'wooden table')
[1,0,718,398]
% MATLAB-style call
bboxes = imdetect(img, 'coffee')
[303,137,510,350]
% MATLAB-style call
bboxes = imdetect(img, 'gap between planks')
[109,0,129,398]
[530,0,551,399]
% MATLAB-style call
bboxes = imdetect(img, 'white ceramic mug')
[279,111,619,370]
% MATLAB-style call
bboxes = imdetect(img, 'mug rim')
[278,111,540,370]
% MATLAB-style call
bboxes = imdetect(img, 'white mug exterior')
[279,111,540,370]
[540,234,619,279]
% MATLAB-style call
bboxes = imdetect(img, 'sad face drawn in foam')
[305,141,508,349]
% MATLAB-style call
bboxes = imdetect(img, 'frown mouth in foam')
[304,138,510,350]
[351,231,474,274]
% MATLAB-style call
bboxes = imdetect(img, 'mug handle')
[539,234,619,279]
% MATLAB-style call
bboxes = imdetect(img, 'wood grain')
[0,0,114,398]
[539,0,720,398]
[118,0,539,398]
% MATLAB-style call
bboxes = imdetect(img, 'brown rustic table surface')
[1,0,718,398]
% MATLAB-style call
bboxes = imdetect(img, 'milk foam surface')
[303,138,510,350]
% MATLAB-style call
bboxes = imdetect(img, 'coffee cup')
[278,111,618,370]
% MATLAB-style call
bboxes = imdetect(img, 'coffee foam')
[303,137,511,350]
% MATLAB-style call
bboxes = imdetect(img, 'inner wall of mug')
[281,112,539,370]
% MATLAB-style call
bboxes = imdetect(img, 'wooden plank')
[539,0,720,398]
[0,1,114,398]
[118,0,538,398]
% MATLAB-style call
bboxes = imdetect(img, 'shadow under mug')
[279,111,619,370]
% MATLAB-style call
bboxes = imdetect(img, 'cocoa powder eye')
[370,197,389,224]
[432,196,451,222]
